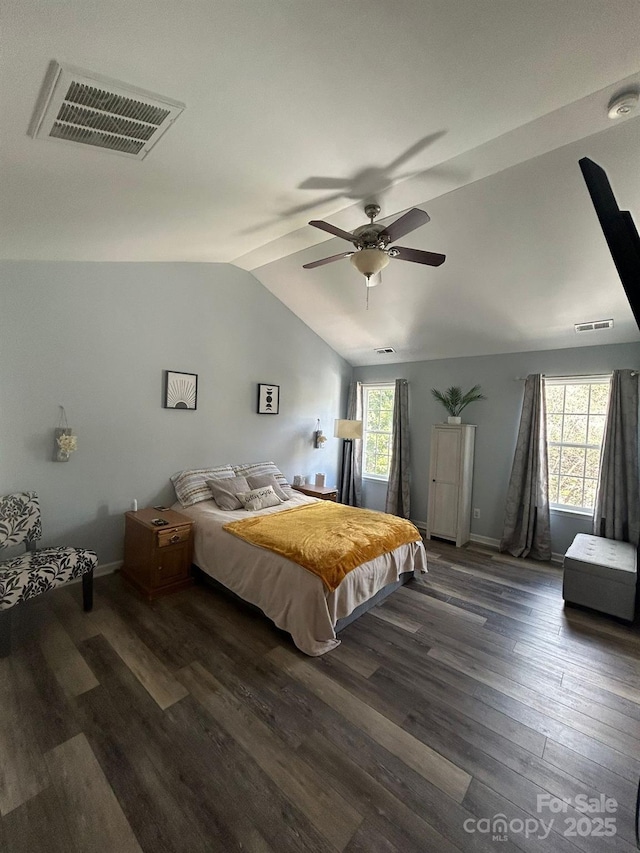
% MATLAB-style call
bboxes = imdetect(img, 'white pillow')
[237,485,283,511]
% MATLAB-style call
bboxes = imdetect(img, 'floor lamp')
[334,419,363,503]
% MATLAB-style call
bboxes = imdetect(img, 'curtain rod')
[514,371,637,380]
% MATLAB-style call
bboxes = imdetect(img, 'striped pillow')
[171,465,234,507]
[232,461,294,498]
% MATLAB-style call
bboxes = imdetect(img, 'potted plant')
[431,385,486,424]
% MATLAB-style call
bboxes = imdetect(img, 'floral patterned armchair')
[0,492,97,656]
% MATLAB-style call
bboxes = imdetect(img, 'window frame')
[544,374,611,514]
[362,382,396,482]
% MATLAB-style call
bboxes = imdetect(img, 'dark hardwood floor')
[1,540,639,852]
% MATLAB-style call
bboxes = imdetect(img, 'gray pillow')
[233,462,294,498]
[246,473,290,501]
[237,485,283,511]
[206,476,249,511]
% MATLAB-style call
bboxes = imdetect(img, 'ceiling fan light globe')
[350,248,390,279]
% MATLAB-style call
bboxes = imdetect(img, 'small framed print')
[257,383,279,414]
[164,371,198,410]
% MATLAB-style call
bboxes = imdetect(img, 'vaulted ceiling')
[2,0,639,364]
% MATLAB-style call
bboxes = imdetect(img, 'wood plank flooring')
[1,540,639,852]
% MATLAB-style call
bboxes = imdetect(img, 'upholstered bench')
[563,533,637,621]
[0,492,97,655]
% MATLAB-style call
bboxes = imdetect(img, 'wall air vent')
[29,62,185,160]
[374,347,396,354]
[574,319,614,333]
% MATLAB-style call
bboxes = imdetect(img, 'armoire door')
[429,427,462,539]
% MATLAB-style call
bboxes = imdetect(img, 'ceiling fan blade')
[391,246,446,266]
[303,251,354,269]
[309,220,358,244]
[298,177,350,191]
[280,193,344,218]
[385,131,446,172]
[379,208,430,243]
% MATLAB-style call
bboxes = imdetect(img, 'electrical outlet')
[473,508,481,519]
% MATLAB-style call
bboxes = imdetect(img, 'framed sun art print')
[164,371,198,410]
[257,383,279,414]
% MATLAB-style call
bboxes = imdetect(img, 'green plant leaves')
[431,384,486,416]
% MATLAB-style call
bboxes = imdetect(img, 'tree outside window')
[544,377,610,511]
[363,385,395,479]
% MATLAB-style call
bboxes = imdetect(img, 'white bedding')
[175,492,427,656]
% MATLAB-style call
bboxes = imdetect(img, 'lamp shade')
[334,419,363,440]
[350,249,390,282]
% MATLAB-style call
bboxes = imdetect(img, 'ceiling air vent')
[574,319,614,333]
[29,62,185,160]
[374,346,396,355]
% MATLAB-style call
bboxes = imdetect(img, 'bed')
[171,464,427,656]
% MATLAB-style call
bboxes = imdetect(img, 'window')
[363,384,395,480]
[544,376,611,512]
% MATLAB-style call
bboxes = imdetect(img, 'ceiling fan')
[303,204,445,286]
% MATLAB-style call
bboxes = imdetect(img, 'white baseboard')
[414,526,501,550]
[96,560,122,576]
[420,529,564,566]
[469,534,563,564]
[64,560,121,586]
[414,527,502,550]
[469,533,500,549]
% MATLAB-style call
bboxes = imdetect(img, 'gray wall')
[0,261,351,563]
[354,341,640,555]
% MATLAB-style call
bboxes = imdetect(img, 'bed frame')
[334,570,416,632]
[191,565,416,637]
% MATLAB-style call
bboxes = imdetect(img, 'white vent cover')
[574,319,614,333]
[374,346,396,354]
[29,62,185,160]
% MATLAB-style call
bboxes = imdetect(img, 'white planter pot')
[447,416,462,424]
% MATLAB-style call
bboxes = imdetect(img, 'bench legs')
[0,610,11,658]
[82,569,94,612]
[0,573,93,658]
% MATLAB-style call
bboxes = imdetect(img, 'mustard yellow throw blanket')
[223,501,421,592]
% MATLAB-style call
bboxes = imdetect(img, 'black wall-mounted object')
[635,775,640,848]
[579,157,640,332]
[257,383,279,414]
[164,370,198,410]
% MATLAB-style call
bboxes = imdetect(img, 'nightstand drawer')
[157,525,191,548]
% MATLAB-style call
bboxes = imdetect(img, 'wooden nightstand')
[121,508,194,600]
[292,484,338,501]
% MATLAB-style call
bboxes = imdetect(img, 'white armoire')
[426,424,476,547]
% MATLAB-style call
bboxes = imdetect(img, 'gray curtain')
[385,379,411,518]
[593,369,639,545]
[500,374,551,560]
[339,381,363,506]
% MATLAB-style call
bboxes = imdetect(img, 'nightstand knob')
[170,533,180,544]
